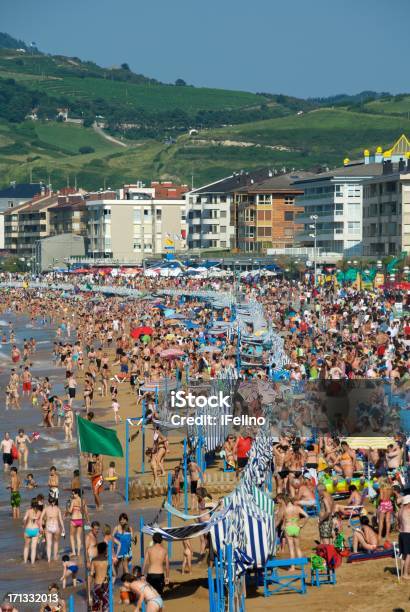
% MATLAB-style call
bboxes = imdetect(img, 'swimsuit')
[71,518,83,527]
[25,527,40,538]
[141,582,163,609]
[11,491,21,507]
[379,499,393,513]
[114,531,132,558]
[285,517,300,537]
[68,564,78,573]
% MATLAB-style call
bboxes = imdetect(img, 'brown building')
[150,181,189,199]
[49,192,88,236]
[232,173,310,253]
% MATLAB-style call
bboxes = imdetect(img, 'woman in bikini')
[121,574,163,612]
[377,479,394,545]
[41,497,65,563]
[67,489,89,557]
[23,498,42,564]
[281,495,308,569]
[15,429,31,470]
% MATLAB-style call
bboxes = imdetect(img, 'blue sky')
[1,0,409,97]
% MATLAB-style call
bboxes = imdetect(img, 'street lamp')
[309,215,318,286]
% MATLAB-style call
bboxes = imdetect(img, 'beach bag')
[316,544,342,570]
[11,444,18,461]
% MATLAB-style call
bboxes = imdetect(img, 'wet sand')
[0,310,409,611]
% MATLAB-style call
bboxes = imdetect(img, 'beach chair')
[393,541,402,582]
[310,555,337,587]
[263,557,308,596]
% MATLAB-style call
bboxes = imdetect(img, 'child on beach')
[60,554,78,588]
[182,540,192,574]
[48,466,59,503]
[112,398,121,424]
[106,462,118,491]
[25,473,38,489]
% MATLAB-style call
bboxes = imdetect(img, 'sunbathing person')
[352,516,378,553]
[334,485,363,517]
[293,478,316,507]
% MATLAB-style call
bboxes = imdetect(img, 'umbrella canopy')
[131,326,154,339]
[160,348,186,359]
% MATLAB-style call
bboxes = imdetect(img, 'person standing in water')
[9,466,21,519]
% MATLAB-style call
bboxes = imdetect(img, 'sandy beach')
[0,297,408,612]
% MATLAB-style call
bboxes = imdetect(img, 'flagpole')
[75,413,92,611]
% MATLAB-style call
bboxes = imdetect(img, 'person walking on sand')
[143,533,169,597]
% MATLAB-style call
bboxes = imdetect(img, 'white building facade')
[294,164,382,256]
[87,196,187,262]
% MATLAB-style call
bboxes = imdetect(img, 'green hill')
[1,33,410,190]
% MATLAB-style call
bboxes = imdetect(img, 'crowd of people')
[0,270,409,610]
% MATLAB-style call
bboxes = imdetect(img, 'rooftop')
[235,172,314,193]
[190,168,282,195]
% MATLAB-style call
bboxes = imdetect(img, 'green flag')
[77,416,123,457]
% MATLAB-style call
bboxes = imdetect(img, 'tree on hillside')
[83,114,94,128]
[121,63,130,71]
[175,78,186,86]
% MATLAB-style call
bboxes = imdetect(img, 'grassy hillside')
[363,95,410,116]
[1,34,410,191]
[197,109,410,165]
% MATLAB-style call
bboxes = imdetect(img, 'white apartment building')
[186,170,276,250]
[87,193,187,262]
[294,163,383,256]
[362,162,410,256]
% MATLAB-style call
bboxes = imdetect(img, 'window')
[133,242,142,251]
[257,227,271,237]
[284,197,294,206]
[143,208,152,221]
[156,208,162,221]
[133,209,141,224]
[284,211,294,221]
[335,203,343,215]
[245,209,255,222]
[220,210,227,218]
[104,208,111,216]
[347,221,360,234]
[220,240,227,247]
[220,226,227,232]
[258,195,272,205]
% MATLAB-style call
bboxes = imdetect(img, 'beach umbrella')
[131,326,154,339]
[160,348,185,359]
[142,334,151,344]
